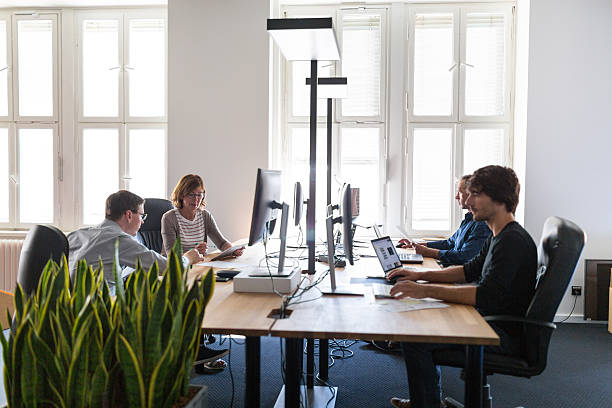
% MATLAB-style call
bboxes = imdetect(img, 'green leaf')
[89,359,109,407]
[146,339,174,408]
[29,330,64,399]
[66,316,92,408]
[21,331,38,406]
[117,334,146,408]
[113,239,125,304]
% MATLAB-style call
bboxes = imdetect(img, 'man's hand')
[389,279,429,299]
[412,242,438,259]
[398,238,414,248]
[387,266,421,281]
[184,248,204,265]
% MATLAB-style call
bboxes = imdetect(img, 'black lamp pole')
[306,60,318,275]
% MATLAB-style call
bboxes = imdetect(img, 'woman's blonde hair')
[171,174,206,209]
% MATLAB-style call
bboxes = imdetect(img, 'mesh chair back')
[18,225,69,297]
[138,198,173,253]
[524,216,585,368]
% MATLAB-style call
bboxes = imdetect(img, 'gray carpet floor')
[190,323,612,407]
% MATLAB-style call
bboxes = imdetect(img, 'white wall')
[168,0,269,242]
[524,0,612,318]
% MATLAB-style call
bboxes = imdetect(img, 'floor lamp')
[267,18,340,275]
[268,17,341,408]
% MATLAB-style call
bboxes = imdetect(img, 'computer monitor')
[293,181,303,226]
[323,213,363,296]
[341,184,354,265]
[247,168,292,275]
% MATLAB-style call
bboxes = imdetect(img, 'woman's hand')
[195,242,208,254]
[232,247,244,257]
[184,248,204,265]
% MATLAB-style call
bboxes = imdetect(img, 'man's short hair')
[105,190,144,221]
[467,166,520,213]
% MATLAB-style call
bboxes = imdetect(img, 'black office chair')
[433,216,586,408]
[17,225,69,298]
[137,198,173,253]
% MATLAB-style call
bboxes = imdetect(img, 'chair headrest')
[140,198,173,232]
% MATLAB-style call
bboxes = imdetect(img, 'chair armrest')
[484,315,557,330]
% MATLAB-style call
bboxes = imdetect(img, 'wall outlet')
[571,286,582,296]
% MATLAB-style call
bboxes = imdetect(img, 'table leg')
[465,345,483,408]
[318,339,328,382]
[306,339,314,388]
[285,338,303,408]
[245,336,261,408]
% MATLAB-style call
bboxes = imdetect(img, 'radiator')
[0,239,23,293]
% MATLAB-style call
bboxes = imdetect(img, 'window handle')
[108,66,121,70]
[448,62,457,72]
[124,65,134,70]
[9,175,17,185]
[0,66,7,72]
[461,61,474,68]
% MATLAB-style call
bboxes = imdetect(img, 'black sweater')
[463,221,537,318]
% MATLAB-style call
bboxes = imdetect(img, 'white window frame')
[12,13,59,123]
[459,4,513,123]
[403,3,515,236]
[0,12,14,122]
[279,4,389,228]
[15,123,59,228]
[76,11,124,123]
[124,122,167,194]
[337,7,388,124]
[124,10,168,123]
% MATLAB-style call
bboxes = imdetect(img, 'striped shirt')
[175,210,206,252]
[161,208,230,256]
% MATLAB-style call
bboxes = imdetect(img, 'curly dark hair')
[467,165,520,213]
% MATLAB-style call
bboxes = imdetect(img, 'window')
[0,8,166,230]
[0,13,58,228]
[279,6,387,231]
[404,5,513,235]
[77,10,167,225]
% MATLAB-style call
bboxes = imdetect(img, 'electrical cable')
[554,294,578,323]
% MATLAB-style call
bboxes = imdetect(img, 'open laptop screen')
[371,236,402,273]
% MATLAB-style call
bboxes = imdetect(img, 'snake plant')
[1,238,214,408]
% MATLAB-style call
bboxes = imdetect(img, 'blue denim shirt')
[427,212,491,266]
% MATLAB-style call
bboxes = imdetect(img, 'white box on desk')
[233,269,301,294]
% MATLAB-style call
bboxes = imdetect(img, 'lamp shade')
[305,77,348,99]
[267,18,340,61]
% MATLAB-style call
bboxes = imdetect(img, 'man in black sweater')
[387,165,537,408]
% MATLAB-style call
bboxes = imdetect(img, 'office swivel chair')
[434,216,586,408]
[17,225,69,298]
[138,198,173,253]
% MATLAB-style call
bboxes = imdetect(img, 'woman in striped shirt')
[161,174,244,258]
[161,174,243,373]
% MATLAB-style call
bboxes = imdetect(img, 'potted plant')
[1,240,214,408]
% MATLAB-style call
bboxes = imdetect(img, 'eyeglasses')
[186,192,205,200]
[131,210,148,221]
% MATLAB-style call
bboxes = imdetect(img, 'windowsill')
[0,230,28,239]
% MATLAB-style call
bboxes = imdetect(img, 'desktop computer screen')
[248,168,282,246]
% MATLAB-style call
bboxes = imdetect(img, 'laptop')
[371,236,403,275]
[372,225,424,264]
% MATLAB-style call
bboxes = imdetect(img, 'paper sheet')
[375,297,449,313]
[195,261,249,270]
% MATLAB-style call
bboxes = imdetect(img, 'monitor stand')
[322,215,364,297]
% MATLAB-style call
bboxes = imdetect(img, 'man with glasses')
[68,190,204,292]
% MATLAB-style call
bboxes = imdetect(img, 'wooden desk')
[189,245,282,408]
[270,256,499,408]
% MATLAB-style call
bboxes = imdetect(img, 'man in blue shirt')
[399,174,491,266]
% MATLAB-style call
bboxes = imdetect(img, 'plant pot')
[176,384,208,408]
